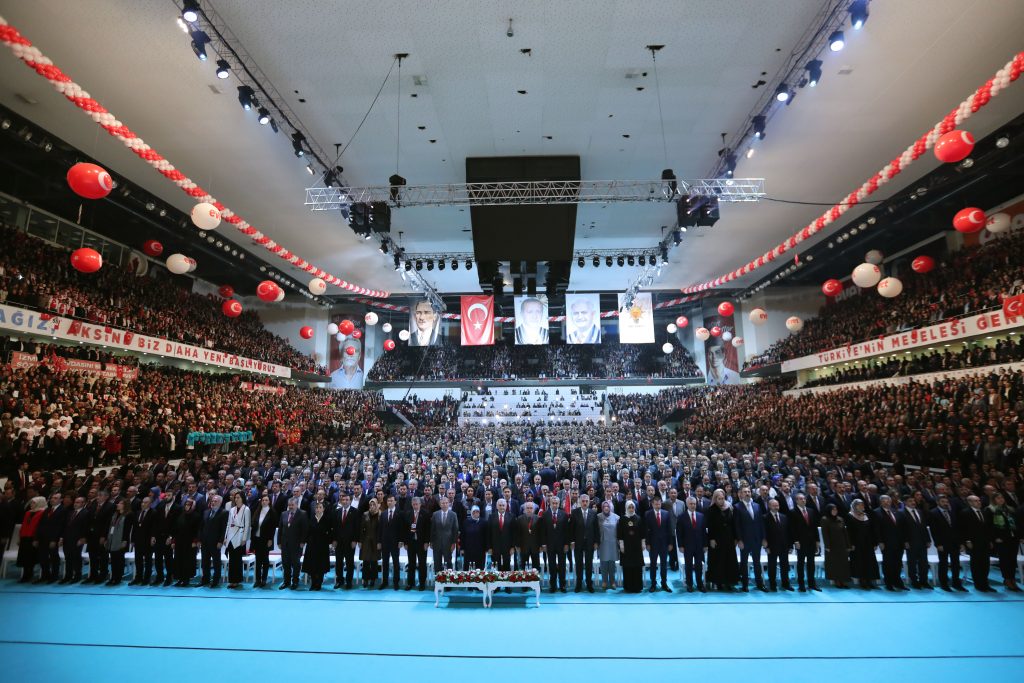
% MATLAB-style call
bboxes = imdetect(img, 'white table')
[434,580,489,607]
[485,580,542,607]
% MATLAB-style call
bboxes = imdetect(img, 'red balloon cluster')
[911,255,935,274]
[339,320,355,335]
[142,240,163,257]
[710,326,722,337]
[222,299,242,317]
[70,247,103,273]
[218,284,235,298]
[675,315,689,328]
[351,329,363,340]
[383,339,396,351]
[299,326,314,339]
[717,302,734,317]
[952,207,986,234]
[66,162,113,199]
[933,130,974,164]
[256,280,282,302]
[822,279,843,297]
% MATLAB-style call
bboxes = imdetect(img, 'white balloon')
[364,312,379,326]
[695,327,710,341]
[865,249,884,265]
[327,323,339,335]
[335,332,345,342]
[166,253,191,274]
[748,308,768,326]
[186,256,197,273]
[986,212,1011,234]
[666,323,678,334]
[274,289,285,302]
[877,276,903,298]
[851,262,882,288]
[191,202,221,230]
[731,336,744,348]
[786,316,804,332]
[722,331,733,342]
[661,342,674,354]
[382,322,393,333]
[398,329,410,341]
[308,277,327,295]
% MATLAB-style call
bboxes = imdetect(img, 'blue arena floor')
[1,578,1022,680]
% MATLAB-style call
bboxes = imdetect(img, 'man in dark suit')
[404,497,431,590]
[542,495,569,593]
[129,496,155,586]
[899,496,931,589]
[333,493,360,589]
[60,496,89,584]
[152,494,178,586]
[278,498,307,590]
[430,495,459,577]
[788,493,820,591]
[959,495,994,592]
[644,496,673,593]
[763,498,793,591]
[36,493,67,583]
[378,494,403,590]
[515,502,543,571]
[676,496,707,592]
[805,484,826,518]
[570,493,600,593]
[198,495,228,588]
[85,489,114,584]
[734,486,766,592]
[874,495,907,591]
[488,498,516,571]
[928,494,965,591]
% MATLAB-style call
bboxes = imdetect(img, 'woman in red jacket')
[17,496,47,583]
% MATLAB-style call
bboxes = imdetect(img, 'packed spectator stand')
[459,387,604,425]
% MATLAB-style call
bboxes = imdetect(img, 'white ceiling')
[0,0,1022,297]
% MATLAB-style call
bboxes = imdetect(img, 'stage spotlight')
[606,256,613,267]
[650,252,658,265]
[465,259,473,270]
[593,256,600,267]
[404,261,412,271]
[828,31,845,51]
[806,59,822,87]
[661,168,678,198]
[215,59,230,79]
[638,255,646,267]
[617,256,625,267]
[660,246,669,265]
[257,107,271,125]
[438,259,446,271]
[291,132,306,157]
[380,241,389,255]
[415,260,423,271]
[452,259,459,270]
[627,255,635,266]
[752,115,766,139]
[849,0,869,29]
[672,229,682,246]
[426,260,434,271]
[389,174,407,203]
[182,0,200,22]
[723,151,737,177]
[305,164,315,175]
[237,85,255,111]
[393,255,401,270]
[775,84,791,102]
[190,30,210,61]
[578,256,585,267]
[269,118,279,134]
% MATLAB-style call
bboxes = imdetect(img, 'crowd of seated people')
[608,387,715,427]
[744,230,1024,369]
[388,395,460,427]
[460,387,604,424]
[0,223,325,374]
[368,341,701,382]
[803,337,1024,388]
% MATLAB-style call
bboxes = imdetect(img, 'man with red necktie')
[542,494,569,593]
[487,498,515,571]
[644,496,673,592]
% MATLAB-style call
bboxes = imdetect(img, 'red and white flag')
[461,295,494,346]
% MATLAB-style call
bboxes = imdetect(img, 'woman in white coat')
[224,490,252,589]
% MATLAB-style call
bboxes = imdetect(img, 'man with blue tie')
[734,485,766,592]
[676,497,707,592]
[644,496,673,592]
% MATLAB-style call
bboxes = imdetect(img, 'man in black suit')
[152,494,178,586]
[332,493,360,589]
[515,502,543,571]
[644,496,673,593]
[927,494,965,591]
[198,495,228,588]
[734,486,766,592]
[959,495,995,592]
[677,496,707,592]
[899,496,931,589]
[788,493,820,592]
[129,496,155,586]
[874,494,907,591]
[542,494,569,593]
[378,494,403,590]
[278,498,308,590]
[60,496,89,584]
[570,493,600,593]
[488,498,516,571]
[764,498,793,591]
[85,489,114,584]
[36,493,67,583]
[403,496,430,590]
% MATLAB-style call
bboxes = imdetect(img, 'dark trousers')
[88,543,108,580]
[766,549,790,589]
[63,541,83,580]
[574,544,595,589]
[969,546,991,589]
[548,549,566,590]
[935,547,962,587]
[463,550,485,570]
[200,543,222,584]
[521,547,540,571]
[334,544,355,586]
[647,545,668,588]
[796,545,817,588]
[41,543,60,580]
[493,550,512,572]
[740,546,764,587]
[153,539,172,580]
[381,545,400,586]
[281,547,301,585]
[134,545,152,583]
[881,547,904,588]
[174,545,195,582]
[227,544,245,584]
[684,549,704,588]
[432,544,454,574]
[996,542,1019,584]
[906,545,930,586]
[407,544,427,587]
[110,550,126,582]
[253,539,271,584]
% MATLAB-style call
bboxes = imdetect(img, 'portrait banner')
[514,295,549,345]
[565,293,602,344]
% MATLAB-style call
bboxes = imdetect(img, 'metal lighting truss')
[305,178,765,210]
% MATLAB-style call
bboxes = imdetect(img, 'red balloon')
[933,130,974,164]
[40,313,52,321]
[256,280,281,302]
[717,302,734,317]
[952,207,986,233]
[66,162,113,199]
[142,240,163,257]
[822,278,843,296]
[70,247,103,273]
[344,345,356,356]
[710,326,722,337]
[218,285,235,299]
[675,316,689,328]
[222,299,242,317]
[299,326,314,339]
[383,339,396,351]
[351,329,363,340]
[911,255,935,274]
[338,319,355,335]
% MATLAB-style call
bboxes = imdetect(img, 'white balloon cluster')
[851,262,882,288]
[191,202,221,230]
[666,323,678,334]
[398,329,410,342]
[364,312,379,326]
[748,308,768,326]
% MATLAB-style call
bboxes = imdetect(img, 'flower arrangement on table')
[502,569,541,583]
[435,569,540,584]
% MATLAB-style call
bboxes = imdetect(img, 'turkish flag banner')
[461,295,494,346]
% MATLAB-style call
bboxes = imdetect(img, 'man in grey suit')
[430,495,460,572]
